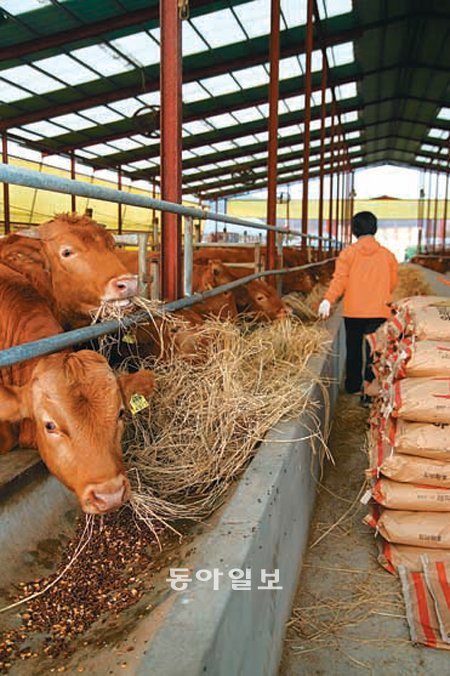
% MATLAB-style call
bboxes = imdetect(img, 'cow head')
[0,351,155,514]
[17,214,138,325]
[245,278,292,320]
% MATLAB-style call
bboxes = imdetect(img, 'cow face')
[0,351,155,514]
[246,279,292,320]
[17,214,138,325]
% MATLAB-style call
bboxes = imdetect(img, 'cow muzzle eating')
[81,474,130,514]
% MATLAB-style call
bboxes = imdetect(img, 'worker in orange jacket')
[318,211,398,402]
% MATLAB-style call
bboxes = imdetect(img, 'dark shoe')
[360,394,372,408]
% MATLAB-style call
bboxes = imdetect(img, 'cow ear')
[15,227,42,240]
[117,370,156,410]
[0,384,29,422]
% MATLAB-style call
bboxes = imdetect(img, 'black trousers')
[344,317,386,394]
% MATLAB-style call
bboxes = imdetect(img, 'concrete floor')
[281,270,450,675]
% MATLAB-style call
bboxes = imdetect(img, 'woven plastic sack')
[413,304,450,341]
[404,341,450,378]
[378,539,450,574]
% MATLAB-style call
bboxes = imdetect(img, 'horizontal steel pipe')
[0,258,336,369]
[0,164,337,244]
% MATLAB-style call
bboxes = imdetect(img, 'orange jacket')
[324,236,398,318]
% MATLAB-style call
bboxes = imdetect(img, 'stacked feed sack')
[363,296,450,573]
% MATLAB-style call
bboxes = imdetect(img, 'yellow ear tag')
[122,332,137,344]
[129,393,149,416]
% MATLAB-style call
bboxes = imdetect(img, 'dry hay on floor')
[283,283,330,321]
[392,264,433,302]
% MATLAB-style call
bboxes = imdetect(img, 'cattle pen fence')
[0,162,340,369]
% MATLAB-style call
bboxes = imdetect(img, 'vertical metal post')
[417,172,425,254]
[301,0,314,249]
[266,0,280,279]
[70,151,76,213]
[425,170,433,253]
[160,0,182,301]
[137,232,149,297]
[328,105,335,252]
[432,171,439,253]
[2,133,10,234]
[443,169,449,253]
[317,58,327,257]
[340,152,346,248]
[117,166,123,235]
[349,171,355,243]
[335,140,341,250]
[183,216,193,295]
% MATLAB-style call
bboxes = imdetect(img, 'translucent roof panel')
[341,111,358,123]
[1,64,61,94]
[109,138,142,151]
[109,32,160,68]
[83,143,119,156]
[49,113,94,131]
[336,82,357,100]
[318,0,352,19]
[437,107,450,121]
[9,127,41,141]
[233,65,269,89]
[428,128,448,139]
[234,0,271,38]
[71,45,134,77]
[326,42,355,67]
[232,108,264,124]
[420,143,439,153]
[191,9,246,48]
[0,80,30,103]
[346,130,361,140]
[108,97,144,116]
[182,21,209,55]
[206,112,239,129]
[200,73,240,96]
[139,92,161,107]
[182,81,209,103]
[283,0,307,28]
[82,105,123,124]
[0,0,52,14]
[22,120,66,136]
[279,56,302,79]
[183,120,214,135]
[298,50,323,73]
[34,54,97,86]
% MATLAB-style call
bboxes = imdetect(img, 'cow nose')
[276,306,292,320]
[104,274,138,300]
[82,475,130,514]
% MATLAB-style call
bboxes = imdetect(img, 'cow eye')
[44,421,57,433]
[60,247,74,258]
[118,408,126,419]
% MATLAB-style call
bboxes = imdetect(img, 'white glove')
[318,299,331,320]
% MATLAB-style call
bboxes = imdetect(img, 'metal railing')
[0,162,338,369]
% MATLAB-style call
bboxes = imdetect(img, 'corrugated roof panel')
[1,64,61,94]
[191,9,246,48]
[109,31,160,68]
[234,0,271,37]
[70,44,134,77]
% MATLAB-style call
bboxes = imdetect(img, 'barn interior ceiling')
[0,0,448,200]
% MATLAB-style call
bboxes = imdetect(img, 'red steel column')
[301,0,314,250]
[335,138,341,249]
[317,58,327,256]
[160,0,182,301]
[266,0,280,278]
[118,166,123,234]
[443,169,449,253]
[425,170,433,253]
[432,171,439,253]
[328,104,335,252]
[70,151,76,213]
[2,133,10,234]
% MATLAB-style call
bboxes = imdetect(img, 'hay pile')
[97,299,329,533]
[283,284,330,321]
[392,265,433,302]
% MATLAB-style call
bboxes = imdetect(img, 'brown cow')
[0,214,138,328]
[193,258,291,320]
[0,263,155,514]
